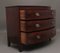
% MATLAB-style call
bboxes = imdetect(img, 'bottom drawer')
[21,28,56,44]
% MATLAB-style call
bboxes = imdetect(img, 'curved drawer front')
[26,10,53,17]
[20,19,55,32]
[21,28,56,44]
[20,9,55,20]
[27,28,56,44]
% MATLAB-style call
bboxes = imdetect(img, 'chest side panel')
[6,7,20,44]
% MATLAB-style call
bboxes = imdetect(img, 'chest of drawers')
[6,6,56,52]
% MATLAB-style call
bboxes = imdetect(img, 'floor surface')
[0,30,60,53]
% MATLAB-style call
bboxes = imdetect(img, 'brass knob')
[35,24,40,27]
[36,35,40,39]
[51,7,54,10]
[35,13,40,16]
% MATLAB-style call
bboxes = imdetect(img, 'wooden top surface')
[6,5,50,8]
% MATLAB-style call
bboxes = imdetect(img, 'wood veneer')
[6,6,56,52]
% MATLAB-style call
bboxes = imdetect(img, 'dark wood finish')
[6,7,20,44]
[20,9,54,20]
[20,19,55,32]
[20,27,56,44]
[6,6,56,52]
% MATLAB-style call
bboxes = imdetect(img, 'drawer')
[20,9,55,20]
[20,19,55,32]
[27,28,56,44]
[21,28,56,44]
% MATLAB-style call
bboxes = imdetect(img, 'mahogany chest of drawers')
[6,6,56,52]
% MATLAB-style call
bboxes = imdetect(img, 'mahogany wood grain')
[6,6,56,52]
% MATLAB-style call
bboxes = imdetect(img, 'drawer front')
[20,9,55,20]
[21,28,56,44]
[27,28,56,44]
[26,10,53,18]
[20,19,55,32]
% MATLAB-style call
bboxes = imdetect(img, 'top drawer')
[20,9,55,20]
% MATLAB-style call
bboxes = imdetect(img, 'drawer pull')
[35,13,40,16]
[36,35,40,39]
[35,24,40,27]
[51,9,56,16]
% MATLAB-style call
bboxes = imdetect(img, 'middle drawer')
[20,19,55,32]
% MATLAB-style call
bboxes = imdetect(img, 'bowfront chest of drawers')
[6,6,56,52]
